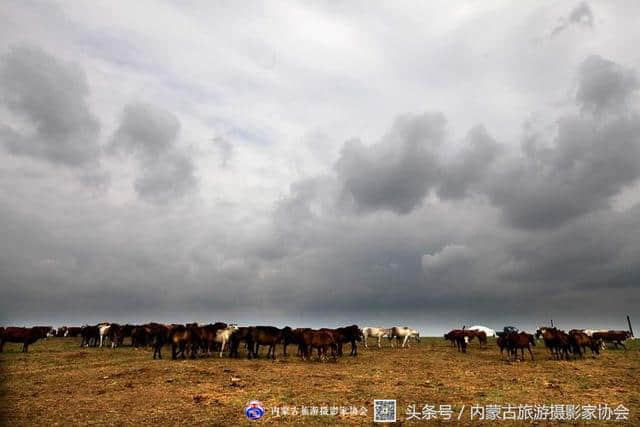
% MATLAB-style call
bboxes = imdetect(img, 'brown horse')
[505,332,535,361]
[568,330,600,357]
[300,330,337,361]
[229,327,254,358]
[200,322,228,355]
[536,327,571,360]
[151,325,171,359]
[592,331,632,350]
[319,325,362,356]
[250,326,287,360]
[169,325,194,360]
[0,327,48,353]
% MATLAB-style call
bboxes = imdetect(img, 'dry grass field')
[0,337,638,425]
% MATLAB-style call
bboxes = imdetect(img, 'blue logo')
[245,400,265,421]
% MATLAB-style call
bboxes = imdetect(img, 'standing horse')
[214,324,238,357]
[97,323,111,348]
[0,327,48,353]
[361,327,391,349]
[389,326,420,348]
[250,326,287,360]
[505,332,535,361]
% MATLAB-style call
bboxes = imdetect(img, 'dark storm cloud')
[498,207,640,291]
[110,103,180,159]
[0,45,100,166]
[483,56,640,229]
[550,2,594,37]
[335,113,445,214]
[110,103,197,202]
[436,125,501,200]
[134,151,197,203]
[576,55,639,115]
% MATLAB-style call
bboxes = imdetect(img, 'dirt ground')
[0,337,638,425]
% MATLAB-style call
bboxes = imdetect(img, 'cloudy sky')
[1,1,639,334]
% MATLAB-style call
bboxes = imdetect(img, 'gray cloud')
[110,103,180,159]
[484,56,640,229]
[576,54,639,115]
[134,151,197,203]
[2,3,640,333]
[437,125,501,200]
[551,2,594,37]
[0,45,100,166]
[110,103,197,202]
[335,113,445,214]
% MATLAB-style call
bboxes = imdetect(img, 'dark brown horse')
[300,330,337,361]
[250,326,287,360]
[504,332,535,361]
[319,325,362,356]
[151,325,171,359]
[592,331,632,350]
[0,327,48,352]
[535,327,571,360]
[568,330,600,357]
[229,327,254,358]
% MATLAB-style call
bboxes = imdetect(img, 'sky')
[1,1,639,335]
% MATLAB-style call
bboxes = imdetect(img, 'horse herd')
[0,324,416,361]
[444,326,634,362]
[0,324,633,363]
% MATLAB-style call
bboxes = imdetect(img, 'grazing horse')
[468,325,496,337]
[65,327,83,337]
[568,330,600,357]
[0,327,48,353]
[592,331,632,350]
[249,326,286,360]
[319,325,362,356]
[151,325,171,359]
[131,326,152,348]
[505,332,535,361]
[229,327,255,358]
[169,324,197,360]
[361,327,392,348]
[389,327,420,348]
[285,328,312,358]
[300,330,337,361]
[97,323,111,348]
[444,329,472,353]
[496,335,508,355]
[214,324,239,357]
[535,327,571,360]
[108,323,122,348]
[198,322,228,356]
[81,325,100,347]
[32,326,54,338]
[467,330,487,347]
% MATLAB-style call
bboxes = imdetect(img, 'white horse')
[215,324,239,357]
[468,325,496,337]
[389,326,420,348]
[97,323,111,348]
[361,327,392,348]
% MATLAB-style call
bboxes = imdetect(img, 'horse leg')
[402,335,409,348]
[219,339,226,357]
[528,346,534,361]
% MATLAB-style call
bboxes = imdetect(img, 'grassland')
[1,337,638,425]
